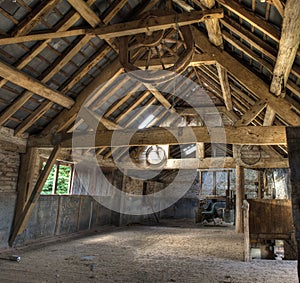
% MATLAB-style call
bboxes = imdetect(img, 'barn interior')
[0,0,299,282]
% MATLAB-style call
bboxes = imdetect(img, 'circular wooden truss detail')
[119,10,195,84]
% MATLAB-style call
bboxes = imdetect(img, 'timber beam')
[29,126,287,148]
[9,145,61,246]
[0,60,74,109]
[270,0,300,96]
[0,9,223,45]
[191,27,300,126]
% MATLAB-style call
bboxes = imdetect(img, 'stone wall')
[0,149,20,193]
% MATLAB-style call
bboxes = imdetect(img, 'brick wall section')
[0,148,20,193]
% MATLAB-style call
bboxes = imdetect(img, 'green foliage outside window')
[41,163,71,195]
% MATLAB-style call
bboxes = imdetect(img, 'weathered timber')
[234,100,267,126]
[0,9,223,45]
[29,126,287,148]
[191,27,300,125]
[270,0,300,96]
[236,165,245,233]
[0,60,74,109]
[9,145,61,246]
[216,63,232,111]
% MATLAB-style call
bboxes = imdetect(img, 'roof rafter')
[0,59,74,109]
[191,27,300,125]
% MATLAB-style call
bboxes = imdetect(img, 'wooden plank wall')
[248,199,293,237]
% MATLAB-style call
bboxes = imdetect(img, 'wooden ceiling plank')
[0,9,223,45]
[270,0,300,96]
[216,63,233,111]
[0,60,74,108]
[222,29,300,99]
[66,0,100,27]
[12,0,62,36]
[234,100,267,126]
[192,27,300,125]
[216,0,280,42]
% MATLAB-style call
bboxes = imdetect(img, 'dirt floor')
[0,220,297,283]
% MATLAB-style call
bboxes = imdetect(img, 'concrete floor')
[0,220,297,283]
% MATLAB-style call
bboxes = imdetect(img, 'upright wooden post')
[243,200,250,262]
[212,171,217,196]
[286,127,300,282]
[257,170,262,199]
[226,171,231,210]
[235,165,245,233]
[9,145,61,246]
[13,147,40,221]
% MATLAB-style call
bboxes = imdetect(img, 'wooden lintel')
[270,0,300,96]
[9,145,61,246]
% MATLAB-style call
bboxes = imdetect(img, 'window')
[41,161,73,195]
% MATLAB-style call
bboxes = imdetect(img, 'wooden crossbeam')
[0,60,74,108]
[135,53,216,69]
[9,145,61,246]
[191,27,300,126]
[40,1,161,136]
[0,9,223,45]
[0,2,97,126]
[66,0,100,27]
[29,126,287,148]
[270,0,300,96]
